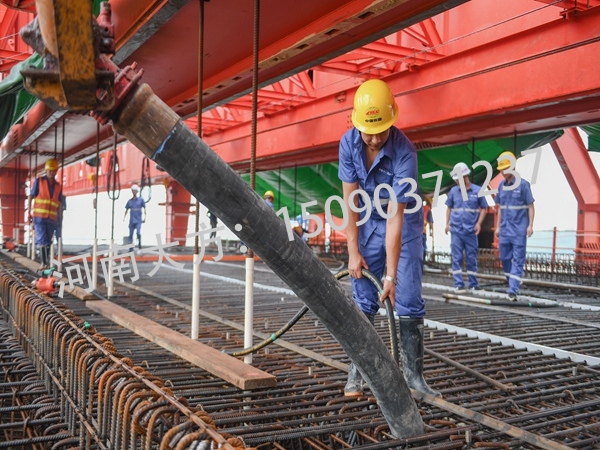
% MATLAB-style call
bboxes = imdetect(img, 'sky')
[60,135,600,254]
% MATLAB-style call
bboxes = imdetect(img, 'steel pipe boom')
[110,82,424,438]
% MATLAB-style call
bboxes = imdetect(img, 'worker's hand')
[429,230,433,237]
[348,251,368,279]
[28,214,33,223]
[142,217,146,224]
[444,225,450,235]
[474,224,481,236]
[527,226,533,237]
[380,279,396,309]
[494,228,499,238]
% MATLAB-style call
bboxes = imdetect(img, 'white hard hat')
[451,162,471,180]
[131,184,140,191]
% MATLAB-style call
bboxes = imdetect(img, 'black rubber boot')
[398,317,441,397]
[344,313,375,397]
[40,245,49,267]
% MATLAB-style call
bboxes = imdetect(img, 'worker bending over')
[338,79,440,398]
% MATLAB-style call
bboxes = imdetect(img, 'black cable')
[229,268,399,364]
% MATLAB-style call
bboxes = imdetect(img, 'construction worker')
[422,197,434,261]
[29,158,65,268]
[124,184,146,251]
[263,190,275,210]
[338,79,440,397]
[494,151,535,301]
[207,210,218,238]
[445,162,488,292]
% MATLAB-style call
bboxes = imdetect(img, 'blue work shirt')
[495,177,534,239]
[445,184,488,234]
[125,196,146,224]
[338,126,422,244]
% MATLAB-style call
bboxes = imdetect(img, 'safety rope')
[106,144,120,200]
[194,0,206,254]
[139,156,152,203]
[108,134,119,241]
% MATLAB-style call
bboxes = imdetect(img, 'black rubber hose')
[230,268,399,364]
[111,83,424,438]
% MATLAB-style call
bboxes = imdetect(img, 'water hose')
[230,268,399,364]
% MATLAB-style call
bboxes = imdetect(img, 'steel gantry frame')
[0,0,599,247]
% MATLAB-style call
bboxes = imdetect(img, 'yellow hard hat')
[45,159,59,171]
[351,79,398,134]
[497,151,516,171]
[264,190,275,200]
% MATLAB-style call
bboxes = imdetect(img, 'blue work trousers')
[351,222,425,318]
[33,217,57,246]
[450,232,479,288]
[499,236,526,294]
[129,221,142,243]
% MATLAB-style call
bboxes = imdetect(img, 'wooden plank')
[1,250,97,300]
[86,300,276,390]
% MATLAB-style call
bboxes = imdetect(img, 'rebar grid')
[0,262,249,450]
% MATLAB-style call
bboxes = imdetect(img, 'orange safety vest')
[32,177,62,220]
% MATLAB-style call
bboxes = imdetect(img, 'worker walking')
[445,162,488,292]
[207,210,218,239]
[124,184,146,251]
[494,152,535,301]
[422,197,434,261]
[263,190,275,210]
[338,79,440,398]
[28,158,65,269]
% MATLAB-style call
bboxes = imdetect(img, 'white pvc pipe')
[31,228,36,261]
[92,239,98,291]
[191,253,201,339]
[107,238,114,297]
[49,241,55,266]
[57,237,63,272]
[244,256,254,365]
[27,228,32,258]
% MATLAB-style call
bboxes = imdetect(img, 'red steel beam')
[550,128,600,249]
[167,0,467,115]
[204,6,600,170]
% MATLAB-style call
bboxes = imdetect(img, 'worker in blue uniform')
[263,190,275,210]
[494,151,535,301]
[445,162,488,292]
[124,184,146,251]
[338,79,440,398]
[422,197,434,262]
